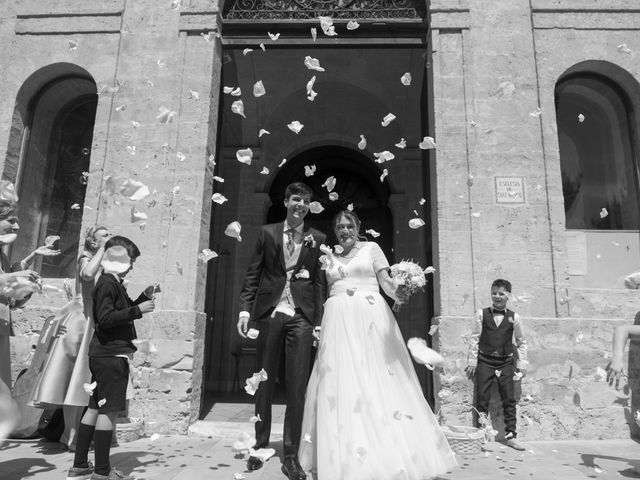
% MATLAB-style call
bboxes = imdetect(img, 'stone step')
[188,420,284,440]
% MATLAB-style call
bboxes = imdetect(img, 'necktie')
[285,229,295,257]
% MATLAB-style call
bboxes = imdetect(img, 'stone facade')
[0,0,639,439]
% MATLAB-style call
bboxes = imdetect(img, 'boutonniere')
[295,268,310,279]
[303,234,316,248]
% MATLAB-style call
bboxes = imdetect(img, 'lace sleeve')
[369,242,390,272]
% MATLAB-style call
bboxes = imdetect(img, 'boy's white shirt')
[467,308,528,369]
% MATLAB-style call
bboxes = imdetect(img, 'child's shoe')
[505,437,526,451]
[90,468,133,480]
[66,462,94,480]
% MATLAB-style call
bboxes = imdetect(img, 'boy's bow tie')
[492,308,506,314]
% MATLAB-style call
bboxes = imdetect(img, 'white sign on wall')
[494,176,525,204]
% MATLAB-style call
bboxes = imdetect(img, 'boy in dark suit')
[67,236,158,480]
[466,278,528,451]
[237,182,326,480]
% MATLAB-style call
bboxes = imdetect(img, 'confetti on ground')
[232,432,255,452]
[495,81,516,96]
[131,121,141,128]
[304,56,325,72]
[287,121,304,134]
[401,72,412,86]
[409,218,425,229]
[130,208,148,222]
[419,136,436,149]
[225,221,242,241]
[198,249,218,262]
[381,113,396,126]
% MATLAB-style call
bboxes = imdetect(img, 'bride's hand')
[395,284,410,303]
[312,326,321,342]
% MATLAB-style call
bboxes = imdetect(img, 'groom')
[237,182,326,480]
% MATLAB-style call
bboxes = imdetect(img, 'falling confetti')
[176,152,186,162]
[268,32,280,41]
[250,414,261,423]
[200,31,215,42]
[578,113,585,122]
[428,324,438,335]
[618,43,632,54]
[306,76,318,101]
[310,27,317,42]
[347,203,354,211]
[373,151,395,163]
[68,39,78,51]
[131,121,141,128]
[230,87,241,96]
[211,193,228,204]
[225,221,242,241]
[198,249,218,262]
[260,167,270,175]
[234,473,247,480]
[305,165,316,177]
[83,381,97,394]
[409,218,425,229]
[401,72,412,86]
[115,104,126,112]
[358,135,366,150]
[213,176,224,183]
[236,148,253,165]
[242,48,253,55]
[419,136,436,149]
[278,158,287,168]
[98,399,107,407]
[170,0,181,9]
[599,208,608,218]
[126,145,136,155]
[259,43,266,51]
[130,208,148,223]
[407,337,443,369]
[329,192,339,201]
[247,328,259,339]
[424,266,435,275]
[395,138,406,149]
[120,179,151,201]
[231,100,246,118]
[347,20,360,30]
[319,16,337,36]
[304,56,325,72]
[156,106,177,123]
[322,176,336,192]
[380,169,389,182]
[381,113,396,127]
[253,80,266,97]
[419,198,426,205]
[71,203,80,210]
[365,229,380,238]
[287,121,304,134]
[309,201,324,214]
[258,128,270,137]
[471,212,481,218]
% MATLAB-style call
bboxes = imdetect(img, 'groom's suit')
[239,221,326,458]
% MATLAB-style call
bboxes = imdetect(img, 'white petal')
[409,218,425,229]
[242,48,253,55]
[130,207,148,222]
[260,167,270,175]
[618,43,632,54]
[225,221,242,241]
[236,148,253,165]
[258,128,271,137]
[213,176,224,183]
[306,76,317,101]
[198,249,218,262]
[259,43,265,51]
[176,151,186,162]
[419,198,426,205]
[529,107,543,117]
[231,87,242,96]
[346,21,360,30]
[578,113,585,122]
[189,90,200,100]
[278,158,287,168]
[400,72,412,86]
[358,135,367,150]
[156,106,177,123]
[253,80,266,97]
[126,145,136,155]
[418,136,436,149]
[310,27,317,42]
[600,207,608,218]
[309,201,324,214]
[373,151,395,163]
[268,32,280,41]
[365,229,380,238]
[304,165,316,177]
[395,138,406,149]
[380,169,388,182]
[381,113,396,126]
[211,193,228,204]
[247,328,259,339]
[347,203,354,211]
[304,56,325,72]
[329,192,339,201]
[287,121,304,134]
[231,100,246,118]
[322,176,336,192]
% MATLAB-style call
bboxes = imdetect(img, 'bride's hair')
[333,210,368,241]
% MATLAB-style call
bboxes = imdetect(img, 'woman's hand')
[395,284,410,304]
[34,245,61,256]
[143,284,161,299]
[607,359,625,389]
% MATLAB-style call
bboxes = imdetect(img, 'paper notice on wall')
[566,231,587,276]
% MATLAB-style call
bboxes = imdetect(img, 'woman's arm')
[79,246,106,281]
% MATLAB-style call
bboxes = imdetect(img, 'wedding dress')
[299,242,457,480]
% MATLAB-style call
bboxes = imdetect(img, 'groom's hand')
[237,313,250,338]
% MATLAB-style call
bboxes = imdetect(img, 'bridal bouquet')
[389,260,434,312]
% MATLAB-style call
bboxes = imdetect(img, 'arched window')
[555,74,640,230]
[6,67,97,278]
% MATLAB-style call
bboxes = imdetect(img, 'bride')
[299,210,458,480]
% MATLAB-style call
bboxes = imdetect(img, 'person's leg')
[93,412,118,476]
[61,405,85,450]
[474,362,495,422]
[254,314,285,450]
[497,362,517,438]
[282,314,313,459]
[72,365,100,470]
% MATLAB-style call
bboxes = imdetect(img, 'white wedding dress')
[299,242,458,480]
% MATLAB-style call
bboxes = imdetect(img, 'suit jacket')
[239,222,327,326]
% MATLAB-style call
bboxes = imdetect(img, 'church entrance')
[201,3,433,417]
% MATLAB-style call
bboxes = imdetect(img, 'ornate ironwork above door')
[223,0,425,20]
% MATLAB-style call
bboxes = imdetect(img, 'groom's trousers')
[254,310,313,458]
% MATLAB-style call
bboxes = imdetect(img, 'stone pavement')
[1,434,640,480]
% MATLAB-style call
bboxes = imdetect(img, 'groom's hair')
[285,182,313,200]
